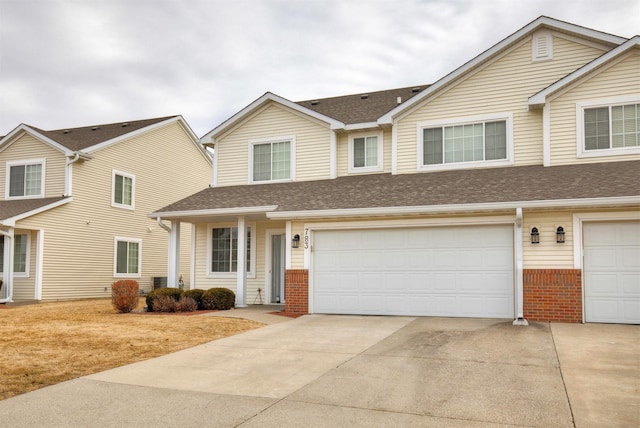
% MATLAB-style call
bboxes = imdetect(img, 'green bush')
[181,289,205,310]
[201,288,236,311]
[111,280,139,313]
[146,287,182,312]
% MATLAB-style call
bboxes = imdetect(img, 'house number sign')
[304,228,310,249]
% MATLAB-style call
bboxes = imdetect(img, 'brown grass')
[0,299,264,400]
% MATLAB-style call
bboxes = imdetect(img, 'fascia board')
[200,93,345,143]
[0,124,74,156]
[148,205,279,219]
[378,16,628,124]
[266,196,640,219]
[1,197,73,227]
[344,122,380,131]
[529,36,640,107]
[82,116,181,153]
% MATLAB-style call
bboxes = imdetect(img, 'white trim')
[248,136,296,184]
[34,229,44,300]
[514,208,525,321]
[190,224,196,290]
[391,122,398,175]
[543,104,551,166]
[12,233,30,278]
[83,116,184,153]
[211,143,218,187]
[111,169,136,210]
[0,125,73,156]
[347,131,384,174]
[5,158,46,200]
[285,221,293,269]
[0,229,14,303]
[416,113,514,171]
[576,96,640,158]
[329,131,337,179]
[113,236,142,278]
[236,216,247,307]
[268,196,640,220]
[149,205,278,220]
[344,122,379,131]
[265,228,286,305]
[205,222,256,279]
[1,197,72,227]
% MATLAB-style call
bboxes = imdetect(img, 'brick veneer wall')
[285,269,309,315]
[523,269,582,322]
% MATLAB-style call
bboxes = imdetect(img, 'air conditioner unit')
[152,276,167,290]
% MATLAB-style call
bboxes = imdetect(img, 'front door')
[270,234,286,303]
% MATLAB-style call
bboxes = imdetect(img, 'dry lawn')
[0,299,264,400]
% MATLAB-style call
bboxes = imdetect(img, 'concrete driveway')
[0,314,637,427]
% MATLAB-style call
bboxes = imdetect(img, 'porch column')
[236,216,247,307]
[0,229,14,303]
[167,221,180,287]
[513,208,528,325]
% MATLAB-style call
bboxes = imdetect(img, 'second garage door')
[312,225,514,318]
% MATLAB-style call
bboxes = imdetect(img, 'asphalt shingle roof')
[0,197,70,221]
[155,160,640,216]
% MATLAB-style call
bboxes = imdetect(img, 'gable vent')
[360,94,369,99]
[91,126,100,131]
[411,87,421,93]
[63,129,71,134]
[121,122,129,127]
[311,100,319,106]
[532,31,553,61]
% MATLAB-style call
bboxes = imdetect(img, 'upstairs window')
[250,137,294,183]
[112,170,135,209]
[418,114,513,170]
[578,99,640,157]
[349,132,383,173]
[6,160,44,199]
[210,226,253,275]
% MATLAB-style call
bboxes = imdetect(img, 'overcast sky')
[1,0,638,137]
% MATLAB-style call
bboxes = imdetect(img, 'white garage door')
[313,225,514,318]
[584,221,640,324]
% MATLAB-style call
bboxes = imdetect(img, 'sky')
[1,0,638,137]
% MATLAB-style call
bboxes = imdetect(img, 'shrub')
[182,289,205,310]
[111,280,139,313]
[201,288,236,311]
[175,296,198,312]
[146,287,182,312]
[152,295,177,312]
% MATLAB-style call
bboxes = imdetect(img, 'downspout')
[513,208,528,325]
[64,153,81,196]
[157,217,172,233]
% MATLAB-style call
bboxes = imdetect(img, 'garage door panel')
[313,225,514,318]
[622,274,640,296]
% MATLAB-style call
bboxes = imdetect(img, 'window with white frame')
[250,137,294,182]
[418,114,512,169]
[6,159,45,198]
[114,237,141,277]
[582,103,639,153]
[0,234,29,275]
[349,132,383,173]
[210,226,253,275]
[112,170,135,209]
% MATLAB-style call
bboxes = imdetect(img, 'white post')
[513,208,528,325]
[236,216,247,307]
[0,229,14,303]
[167,221,180,287]
[34,230,44,300]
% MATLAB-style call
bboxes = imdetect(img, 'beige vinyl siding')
[523,211,574,268]
[396,34,606,173]
[0,133,66,200]
[549,52,640,165]
[290,221,306,269]
[216,103,331,186]
[15,121,211,300]
[337,129,392,176]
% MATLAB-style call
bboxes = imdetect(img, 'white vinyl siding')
[5,159,45,199]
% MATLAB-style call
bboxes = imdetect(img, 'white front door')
[584,221,640,324]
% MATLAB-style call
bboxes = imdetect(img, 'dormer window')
[6,159,45,199]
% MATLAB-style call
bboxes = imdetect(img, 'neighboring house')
[0,116,212,302]
[152,17,640,324]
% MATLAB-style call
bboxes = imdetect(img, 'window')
[6,160,45,198]
[210,226,253,275]
[114,237,141,277]
[418,114,512,170]
[349,132,383,173]
[112,170,135,209]
[0,234,29,275]
[584,103,639,151]
[250,137,294,183]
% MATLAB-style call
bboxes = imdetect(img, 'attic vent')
[311,100,319,106]
[397,96,402,104]
[121,122,129,127]
[91,126,100,131]
[411,87,420,93]
[360,94,369,99]
[63,129,71,134]
[532,30,553,61]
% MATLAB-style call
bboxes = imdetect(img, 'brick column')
[285,269,308,315]
[523,269,582,322]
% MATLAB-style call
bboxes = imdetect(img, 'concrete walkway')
[0,311,637,427]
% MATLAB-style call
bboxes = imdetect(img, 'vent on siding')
[532,31,553,62]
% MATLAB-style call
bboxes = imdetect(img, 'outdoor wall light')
[556,226,565,243]
[530,227,540,244]
[292,234,300,248]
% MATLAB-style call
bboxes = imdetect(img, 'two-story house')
[0,116,212,302]
[152,17,639,324]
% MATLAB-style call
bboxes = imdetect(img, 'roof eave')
[148,205,279,220]
[0,197,73,227]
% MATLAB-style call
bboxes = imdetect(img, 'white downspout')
[513,208,528,325]
[0,229,14,303]
[64,153,81,196]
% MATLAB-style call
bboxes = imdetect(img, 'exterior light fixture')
[556,226,565,243]
[292,234,300,248]
[530,227,540,244]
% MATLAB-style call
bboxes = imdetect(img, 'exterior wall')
[215,103,332,186]
[0,133,66,200]
[548,52,640,165]
[395,34,606,173]
[523,269,582,322]
[284,269,308,315]
[15,121,211,300]
[336,128,393,176]
[523,211,574,268]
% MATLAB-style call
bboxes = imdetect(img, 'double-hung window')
[210,226,253,276]
[112,170,135,209]
[6,159,45,199]
[0,234,29,276]
[579,100,640,157]
[418,114,513,170]
[114,237,141,277]
[250,137,294,183]
[349,132,383,173]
